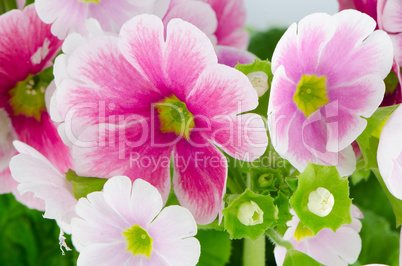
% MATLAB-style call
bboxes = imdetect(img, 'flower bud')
[247,71,269,97]
[307,187,334,217]
[237,201,264,226]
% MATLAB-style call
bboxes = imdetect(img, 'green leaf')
[248,28,287,61]
[355,208,399,266]
[223,189,276,240]
[0,194,78,266]
[283,250,324,266]
[289,163,352,234]
[0,0,17,14]
[196,230,231,266]
[350,159,371,186]
[356,105,399,169]
[65,169,107,199]
[372,169,402,227]
[272,192,293,227]
[286,177,298,192]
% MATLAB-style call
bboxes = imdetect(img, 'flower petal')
[76,243,131,266]
[165,17,217,99]
[173,134,227,224]
[119,14,167,89]
[10,142,76,233]
[203,0,249,49]
[318,11,393,83]
[148,205,197,241]
[215,45,257,68]
[103,177,163,228]
[382,0,402,33]
[56,34,162,130]
[71,121,174,203]
[153,237,201,266]
[163,0,218,44]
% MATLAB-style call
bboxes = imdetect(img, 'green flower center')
[156,94,195,139]
[123,225,153,257]
[293,74,329,117]
[8,67,52,121]
[78,0,100,3]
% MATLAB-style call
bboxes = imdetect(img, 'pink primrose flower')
[52,14,267,224]
[267,10,393,176]
[71,176,200,266]
[0,5,71,205]
[274,206,363,266]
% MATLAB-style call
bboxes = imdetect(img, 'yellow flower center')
[155,94,195,139]
[294,221,314,241]
[78,0,100,3]
[123,225,153,257]
[8,68,52,121]
[293,74,329,117]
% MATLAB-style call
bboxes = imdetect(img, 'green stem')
[266,228,294,250]
[243,236,266,266]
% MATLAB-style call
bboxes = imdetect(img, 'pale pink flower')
[267,10,393,176]
[72,176,200,266]
[377,105,402,200]
[35,0,170,39]
[274,206,363,266]
[52,14,267,224]
[0,5,71,201]
[9,141,77,233]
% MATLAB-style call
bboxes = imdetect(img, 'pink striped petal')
[165,17,217,99]
[163,0,218,45]
[71,121,174,203]
[173,134,227,224]
[119,14,167,89]
[187,64,258,118]
[271,23,301,81]
[9,110,72,173]
[55,35,165,138]
[0,5,61,92]
[382,0,402,33]
[317,12,392,83]
[202,0,249,49]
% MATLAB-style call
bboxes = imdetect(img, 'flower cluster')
[1,0,402,265]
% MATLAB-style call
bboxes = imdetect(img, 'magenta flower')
[52,14,267,224]
[35,0,170,39]
[0,5,71,202]
[72,176,200,265]
[274,206,363,266]
[9,141,77,233]
[267,10,393,176]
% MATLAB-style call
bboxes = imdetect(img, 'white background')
[244,0,339,29]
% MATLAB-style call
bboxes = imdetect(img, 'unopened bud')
[307,187,334,217]
[237,201,264,226]
[247,71,269,97]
